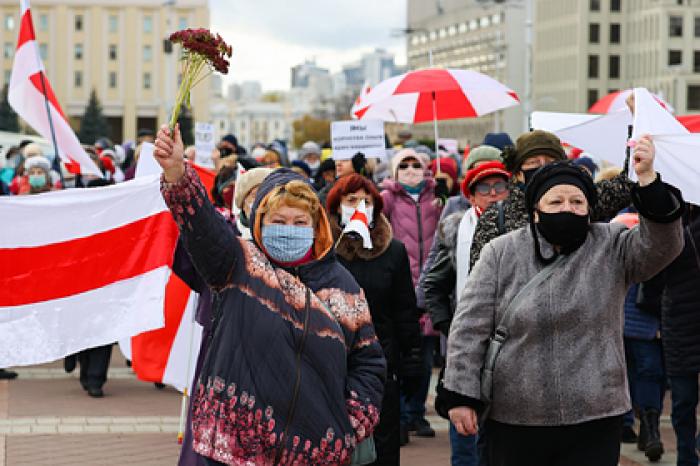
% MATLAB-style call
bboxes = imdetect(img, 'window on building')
[178,17,187,30]
[108,15,118,33]
[688,85,700,110]
[669,49,683,66]
[39,14,48,31]
[4,70,11,84]
[143,45,152,62]
[4,15,14,31]
[589,23,600,43]
[74,43,83,60]
[109,45,117,60]
[696,17,700,37]
[470,19,478,30]
[480,17,490,28]
[74,71,82,88]
[143,16,152,34]
[109,71,117,88]
[590,0,600,11]
[75,14,83,32]
[448,25,456,36]
[694,51,700,72]
[588,89,599,109]
[611,0,621,11]
[3,42,12,59]
[609,55,620,78]
[143,72,151,90]
[669,16,683,37]
[608,88,619,94]
[39,43,47,60]
[610,23,621,43]
[588,55,599,78]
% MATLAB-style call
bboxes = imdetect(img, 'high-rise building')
[534,0,700,114]
[290,60,329,89]
[0,0,211,143]
[406,0,527,147]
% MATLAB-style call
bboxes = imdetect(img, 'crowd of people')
[1,105,699,466]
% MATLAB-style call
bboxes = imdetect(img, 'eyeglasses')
[398,162,423,170]
[474,180,508,195]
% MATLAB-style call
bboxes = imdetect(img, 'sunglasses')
[474,180,508,195]
[398,162,423,170]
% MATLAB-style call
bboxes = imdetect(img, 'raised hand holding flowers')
[168,28,232,129]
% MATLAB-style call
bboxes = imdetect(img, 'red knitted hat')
[429,157,458,184]
[461,161,510,197]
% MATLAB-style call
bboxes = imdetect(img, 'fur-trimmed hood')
[330,212,393,261]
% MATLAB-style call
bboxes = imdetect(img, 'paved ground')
[0,352,687,465]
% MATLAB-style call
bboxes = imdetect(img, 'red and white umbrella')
[353,68,520,123]
[588,89,673,114]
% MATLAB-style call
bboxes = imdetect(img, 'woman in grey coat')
[442,136,684,466]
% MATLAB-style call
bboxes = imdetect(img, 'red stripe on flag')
[192,163,216,202]
[29,71,67,120]
[0,211,179,306]
[350,210,368,225]
[131,273,191,383]
[17,10,35,49]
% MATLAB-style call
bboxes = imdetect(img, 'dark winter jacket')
[623,283,660,341]
[423,210,467,336]
[161,165,386,466]
[416,195,469,309]
[330,214,421,374]
[659,204,700,375]
[469,173,635,270]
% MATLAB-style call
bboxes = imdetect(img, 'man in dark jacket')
[469,130,635,270]
[657,204,700,466]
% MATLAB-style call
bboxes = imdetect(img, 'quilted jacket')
[161,166,386,466]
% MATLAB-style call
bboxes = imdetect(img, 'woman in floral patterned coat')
[154,125,386,466]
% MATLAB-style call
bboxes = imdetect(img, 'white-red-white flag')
[0,176,179,367]
[342,199,373,249]
[351,81,372,119]
[9,0,101,176]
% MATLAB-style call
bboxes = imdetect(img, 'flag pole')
[29,26,62,180]
[177,295,199,445]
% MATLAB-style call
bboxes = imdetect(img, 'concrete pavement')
[0,352,686,465]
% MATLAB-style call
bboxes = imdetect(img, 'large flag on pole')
[9,0,101,177]
[0,176,178,367]
[122,145,206,392]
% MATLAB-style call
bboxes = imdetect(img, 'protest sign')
[331,119,386,160]
[194,122,216,168]
[437,138,458,155]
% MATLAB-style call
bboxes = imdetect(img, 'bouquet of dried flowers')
[168,28,232,129]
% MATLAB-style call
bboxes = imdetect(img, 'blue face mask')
[29,174,47,188]
[261,224,314,263]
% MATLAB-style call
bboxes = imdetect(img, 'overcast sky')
[209,0,407,92]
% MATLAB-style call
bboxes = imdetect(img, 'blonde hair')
[258,180,320,223]
[595,166,622,183]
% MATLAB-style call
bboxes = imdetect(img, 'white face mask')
[307,160,320,172]
[340,203,374,226]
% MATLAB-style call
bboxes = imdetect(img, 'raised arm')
[616,135,684,283]
[155,125,241,289]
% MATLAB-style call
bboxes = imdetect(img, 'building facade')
[0,0,211,143]
[230,102,291,150]
[534,0,700,114]
[406,0,527,147]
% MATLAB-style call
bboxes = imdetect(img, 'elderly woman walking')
[442,136,684,466]
[154,125,386,466]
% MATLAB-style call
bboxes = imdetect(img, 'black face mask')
[536,210,589,254]
[521,168,539,186]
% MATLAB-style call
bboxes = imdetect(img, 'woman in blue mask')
[154,125,386,466]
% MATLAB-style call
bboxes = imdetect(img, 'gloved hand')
[434,177,449,203]
[352,152,367,175]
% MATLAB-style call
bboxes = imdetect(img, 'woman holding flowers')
[154,123,386,466]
